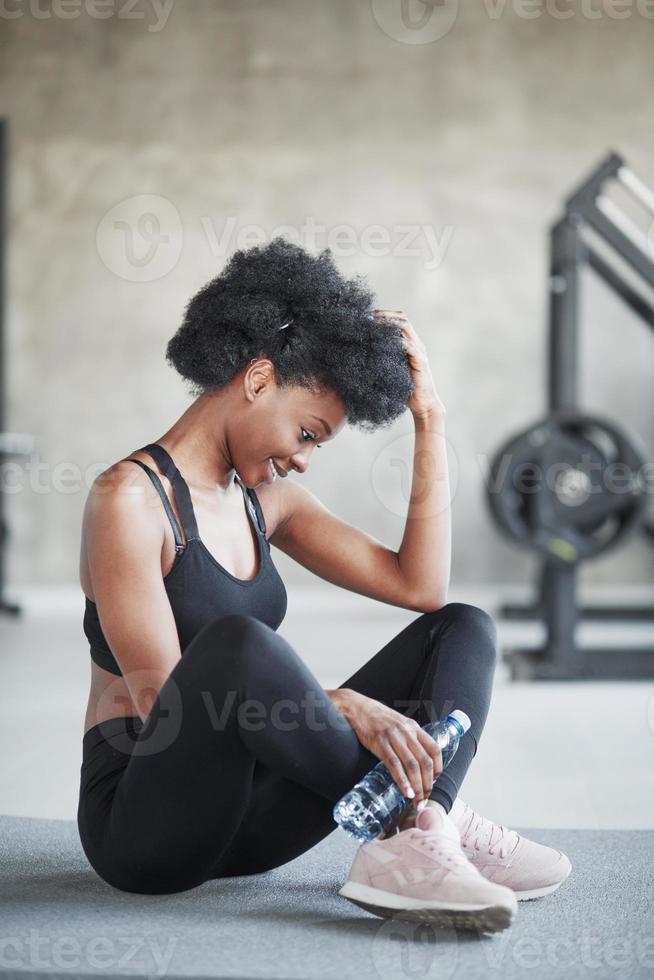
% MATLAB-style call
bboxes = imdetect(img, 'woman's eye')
[301,428,323,448]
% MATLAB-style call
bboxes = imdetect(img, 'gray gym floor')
[1,812,653,980]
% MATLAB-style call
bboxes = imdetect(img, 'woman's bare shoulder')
[80,458,166,599]
[83,457,166,530]
[249,479,288,539]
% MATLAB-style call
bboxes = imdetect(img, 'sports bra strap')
[129,443,266,544]
[137,443,200,541]
[241,482,267,538]
[126,459,186,551]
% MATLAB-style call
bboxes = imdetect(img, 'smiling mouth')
[270,460,288,478]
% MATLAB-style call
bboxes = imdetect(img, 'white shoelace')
[411,829,478,871]
[456,802,519,860]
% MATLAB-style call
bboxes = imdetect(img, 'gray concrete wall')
[1,0,653,593]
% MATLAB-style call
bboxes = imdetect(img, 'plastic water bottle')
[333,709,471,843]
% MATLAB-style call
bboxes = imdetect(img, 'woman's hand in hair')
[373,309,445,420]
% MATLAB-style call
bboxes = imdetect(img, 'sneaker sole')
[338,881,516,933]
[515,879,567,901]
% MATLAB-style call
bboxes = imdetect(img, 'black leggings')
[77,602,497,895]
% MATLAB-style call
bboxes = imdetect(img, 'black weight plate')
[486,411,649,565]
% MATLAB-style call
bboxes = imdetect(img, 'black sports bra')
[83,442,287,676]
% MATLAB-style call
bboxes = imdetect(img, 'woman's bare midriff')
[81,451,278,738]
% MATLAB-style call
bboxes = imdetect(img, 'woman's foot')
[448,797,572,901]
[338,802,517,933]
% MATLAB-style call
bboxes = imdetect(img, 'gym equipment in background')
[486,151,654,680]
[1,119,35,616]
[487,411,649,566]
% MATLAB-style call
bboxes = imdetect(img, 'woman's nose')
[289,452,310,474]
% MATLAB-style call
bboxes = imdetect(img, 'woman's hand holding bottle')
[337,689,443,803]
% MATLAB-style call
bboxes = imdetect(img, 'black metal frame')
[499,151,654,680]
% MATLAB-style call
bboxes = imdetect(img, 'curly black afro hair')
[165,236,413,432]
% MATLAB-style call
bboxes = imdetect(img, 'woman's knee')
[184,614,295,674]
[424,602,498,662]
[445,601,496,630]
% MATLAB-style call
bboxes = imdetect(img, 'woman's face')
[231,360,347,488]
